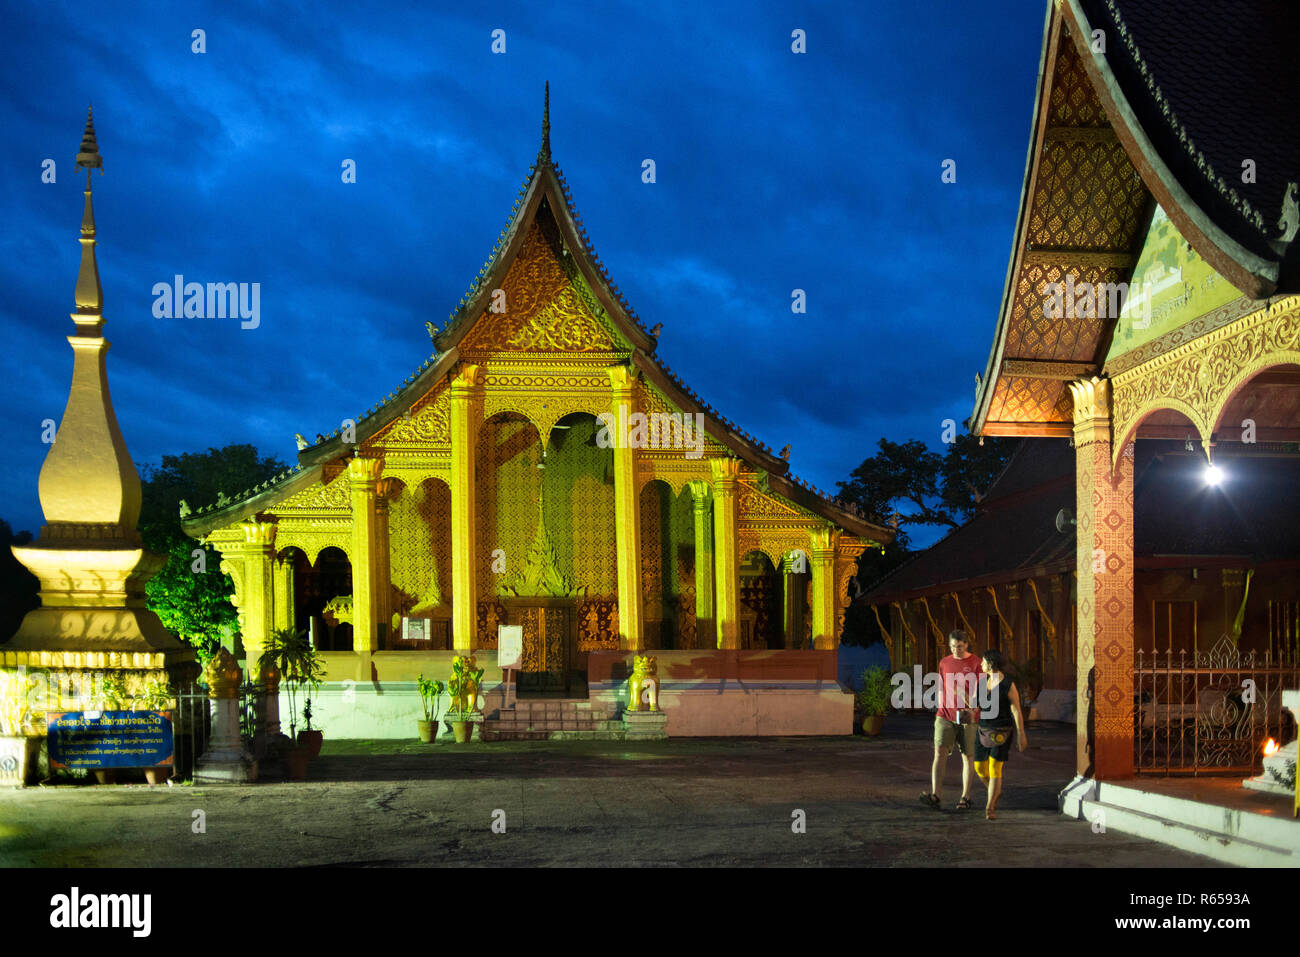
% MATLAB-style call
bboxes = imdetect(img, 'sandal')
[956,797,973,810]
[986,808,998,820]
[919,792,941,810]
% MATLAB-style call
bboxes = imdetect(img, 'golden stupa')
[3,109,193,709]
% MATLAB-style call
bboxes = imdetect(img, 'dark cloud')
[0,0,1043,533]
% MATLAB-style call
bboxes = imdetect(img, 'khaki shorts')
[934,716,977,756]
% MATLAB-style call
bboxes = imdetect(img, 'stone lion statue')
[627,655,659,712]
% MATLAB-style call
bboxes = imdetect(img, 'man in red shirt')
[920,630,982,810]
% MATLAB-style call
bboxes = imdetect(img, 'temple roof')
[181,94,891,544]
[970,1,1300,439]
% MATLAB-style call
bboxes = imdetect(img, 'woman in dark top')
[974,650,1028,820]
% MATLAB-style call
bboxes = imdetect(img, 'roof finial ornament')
[75,104,103,177]
[538,81,552,166]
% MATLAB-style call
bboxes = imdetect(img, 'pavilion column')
[271,552,295,633]
[375,478,397,645]
[687,479,714,649]
[450,364,484,652]
[810,527,839,650]
[348,455,383,653]
[710,457,740,650]
[609,365,644,650]
[218,520,276,670]
[1069,376,1135,780]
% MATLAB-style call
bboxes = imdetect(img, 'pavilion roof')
[970,0,1299,439]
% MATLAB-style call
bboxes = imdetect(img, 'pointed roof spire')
[73,105,103,325]
[538,82,551,166]
[75,104,102,174]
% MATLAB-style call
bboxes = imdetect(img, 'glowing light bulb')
[1205,463,1223,486]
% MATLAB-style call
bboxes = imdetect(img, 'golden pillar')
[375,477,397,646]
[218,520,276,668]
[687,480,714,650]
[609,365,644,650]
[710,457,740,650]
[449,364,483,651]
[1069,376,1135,780]
[348,455,383,653]
[810,527,839,650]
[271,552,295,633]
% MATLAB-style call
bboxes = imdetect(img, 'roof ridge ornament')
[537,81,552,167]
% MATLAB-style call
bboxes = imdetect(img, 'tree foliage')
[836,434,1015,647]
[0,520,39,642]
[838,434,1014,550]
[140,445,288,657]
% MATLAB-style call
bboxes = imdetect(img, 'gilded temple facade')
[183,100,891,736]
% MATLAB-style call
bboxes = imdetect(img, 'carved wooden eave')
[971,3,1152,438]
[973,0,1298,441]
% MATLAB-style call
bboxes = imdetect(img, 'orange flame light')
[1263,738,1279,757]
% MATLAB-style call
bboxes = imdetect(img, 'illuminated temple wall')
[192,189,881,736]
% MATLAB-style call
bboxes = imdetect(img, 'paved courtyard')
[0,716,1219,867]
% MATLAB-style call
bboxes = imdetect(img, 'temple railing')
[1134,636,1298,775]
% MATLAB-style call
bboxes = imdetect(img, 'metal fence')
[1134,636,1298,776]
[171,681,212,781]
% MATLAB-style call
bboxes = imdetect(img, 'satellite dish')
[1055,508,1076,534]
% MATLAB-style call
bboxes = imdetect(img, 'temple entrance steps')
[482,698,623,741]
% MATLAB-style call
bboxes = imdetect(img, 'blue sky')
[1,0,1046,541]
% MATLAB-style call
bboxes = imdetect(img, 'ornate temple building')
[182,92,892,736]
[965,1,1299,780]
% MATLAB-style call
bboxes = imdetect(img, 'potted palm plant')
[857,666,891,736]
[260,628,325,780]
[417,674,444,743]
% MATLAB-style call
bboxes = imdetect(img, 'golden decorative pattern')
[462,222,618,354]
[388,477,451,616]
[1110,296,1300,464]
[270,473,350,511]
[577,598,619,651]
[375,388,451,446]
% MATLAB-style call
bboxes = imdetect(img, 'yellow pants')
[974,758,1003,780]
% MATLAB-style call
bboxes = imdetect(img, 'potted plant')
[299,698,323,758]
[134,676,175,786]
[446,656,484,744]
[417,674,444,743]
[0,669,40,788]
[857,666,891,736]
[260,628,325,780]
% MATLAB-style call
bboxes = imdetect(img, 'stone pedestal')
[622,709,668,741]
[195,649,258,784]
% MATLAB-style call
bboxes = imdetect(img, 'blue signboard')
[47,711,174,770]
